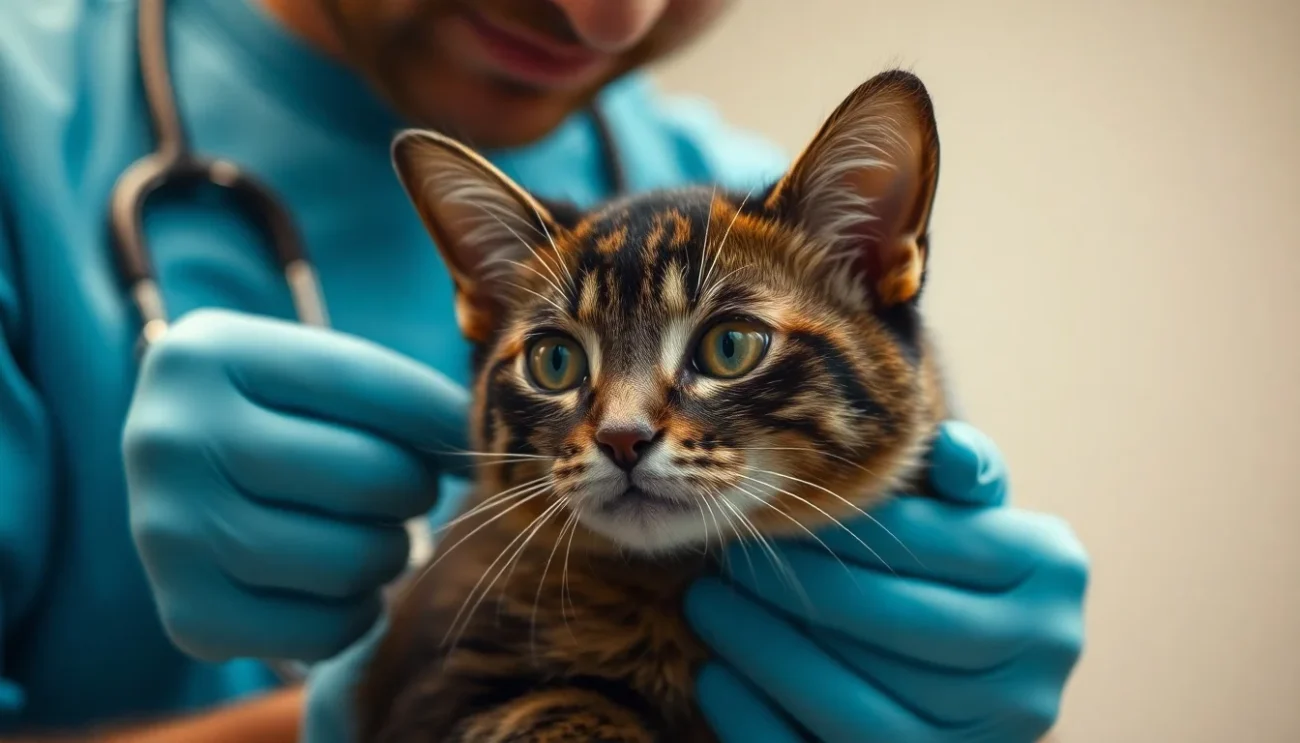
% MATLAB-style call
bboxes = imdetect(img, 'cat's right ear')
[391,129,564,343]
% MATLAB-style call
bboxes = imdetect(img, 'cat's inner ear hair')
[391,129,566,342]
[767,69,941,309]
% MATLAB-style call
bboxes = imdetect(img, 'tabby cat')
[358,69,953,742]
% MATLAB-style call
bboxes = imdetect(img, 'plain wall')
[651,1,1300,741]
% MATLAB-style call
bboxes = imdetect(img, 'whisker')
[731,446,872,475]
[701,187,754,298]
[415,482,550,584]
[694,184,718,298]
[736,472,897,576]
[746,467,920,569]
[560,504,581,642]
[504,280,567,315]
[429,475,551,536]
[532,509,580,662]
[728,483,859,592]
[443,496,568,650]
[472,203,570,298]
[525,200,576,292]
[712,486,811,612]
[709,489,756,582]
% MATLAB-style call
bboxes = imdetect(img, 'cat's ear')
[767,70,940,308]
[391,129,564,342]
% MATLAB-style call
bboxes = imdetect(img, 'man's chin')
[389,61,621,149]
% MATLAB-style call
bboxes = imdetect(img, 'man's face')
[307,0,730,148]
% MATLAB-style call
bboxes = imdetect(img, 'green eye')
[694,320,770,379]
[526,335,588,391]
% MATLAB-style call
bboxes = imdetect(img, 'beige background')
[652,1,1300,741]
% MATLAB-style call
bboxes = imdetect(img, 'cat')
[357,69,953,742]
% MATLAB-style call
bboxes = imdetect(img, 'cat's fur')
[358,70,953,742]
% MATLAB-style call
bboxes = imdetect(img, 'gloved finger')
[721,545,1029,670]
[202,492,412,601]
[302,615,391,743]
[924,420,1008,506]
[211,400,441,522]
[811,631,1063,737]
[685,578,932,743]
[167,310,471,463]
[748,496,1060,591]
[695,663,807,743]
[140,538,383,663]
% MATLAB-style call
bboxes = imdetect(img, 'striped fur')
[359,70,952,742]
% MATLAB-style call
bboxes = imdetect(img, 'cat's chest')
[435,537,716,737]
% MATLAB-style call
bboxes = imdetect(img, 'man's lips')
[458,10,607,89]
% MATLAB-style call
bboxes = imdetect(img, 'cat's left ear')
[391,129,565,343]
[767,70,941,308]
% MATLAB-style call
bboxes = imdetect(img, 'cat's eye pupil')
[720,332,736,359]
[695,320,769,379]
[527,335,587,392]
[548,345,567,372]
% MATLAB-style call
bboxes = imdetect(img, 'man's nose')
[548,0,670,53]
[595,420,662,470]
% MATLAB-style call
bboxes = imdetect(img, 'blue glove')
[124,308,468,663]
[685,421,1089,743]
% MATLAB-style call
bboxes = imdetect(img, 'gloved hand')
[124,308,468,663]
[685,421,1089,743]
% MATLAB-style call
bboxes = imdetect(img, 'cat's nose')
[595,421,662,470]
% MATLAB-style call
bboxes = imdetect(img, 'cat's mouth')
[598,486,695,515]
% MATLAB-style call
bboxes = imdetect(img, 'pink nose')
[595,422,660,469]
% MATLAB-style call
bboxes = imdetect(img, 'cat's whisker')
[702,491,733,566]
[694,488,713,557]
[697,486,724,558]
[414,482,551,588]
[710,486,811,612]
[700,187,754,298]
[413,444,556,463]
[484,256,566,299]
[428,475,552,536]
[731,446,872,475]
[700,263,754,304]
[443,496,569,651]
[470,202,571,300]
[746,467,920,568]
[693,183,718,299]
[560,505,580,644]
[735,472,896,576]
[525,200,576,292]
[708,488,756,582]
[728,483,858,592]
[503,280,567,316]
[531,509,580,663]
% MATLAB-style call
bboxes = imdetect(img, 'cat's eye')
[526,335,588,392]
[694,320,770,379]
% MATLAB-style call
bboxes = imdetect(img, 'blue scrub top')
[0,0,788,734]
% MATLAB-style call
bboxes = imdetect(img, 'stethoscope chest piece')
[111,0,330,358]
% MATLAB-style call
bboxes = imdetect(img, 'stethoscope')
[108,0,628,683]
[110,0,628,356]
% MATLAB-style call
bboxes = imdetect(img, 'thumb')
[300,616,390,743]
[925,420,1009,506]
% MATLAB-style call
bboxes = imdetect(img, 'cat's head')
[394,70,948,556]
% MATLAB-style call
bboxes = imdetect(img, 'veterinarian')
[0,0,1088,741]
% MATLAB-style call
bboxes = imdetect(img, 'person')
[0,0,1089,741]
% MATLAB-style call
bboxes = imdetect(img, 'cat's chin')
[576,502,718,556]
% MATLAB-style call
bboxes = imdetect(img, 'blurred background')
[652,1,1299,741]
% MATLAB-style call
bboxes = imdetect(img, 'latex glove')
[124,308,468,663]
[686,421,1089,743]
[299,614,389,743]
